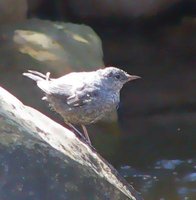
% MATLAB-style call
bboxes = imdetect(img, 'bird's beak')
[127,74,141,81]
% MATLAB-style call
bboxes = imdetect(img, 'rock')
[0,86,143,200]
[11,18,103,74]
[0,18,103,76]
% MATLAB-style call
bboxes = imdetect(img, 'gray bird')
[23,67,140,144]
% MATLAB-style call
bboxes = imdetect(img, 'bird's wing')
[46,73,84,96]
[66,87,98,107]
[47,74,98,107]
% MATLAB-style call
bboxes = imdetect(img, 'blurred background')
[0,0,195,199]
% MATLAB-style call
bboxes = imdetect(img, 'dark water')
[91,23,196,200]
[91,119,195,199]
[119,159,196,200]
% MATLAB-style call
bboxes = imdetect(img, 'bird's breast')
[46,89,120,125]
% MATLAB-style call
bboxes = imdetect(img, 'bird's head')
[98,67,140,91]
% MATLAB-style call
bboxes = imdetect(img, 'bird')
[23,67,140,145]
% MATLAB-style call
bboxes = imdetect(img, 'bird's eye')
[115,74,121,80]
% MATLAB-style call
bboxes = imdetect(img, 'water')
[93,23,196,199]
[119,159,196,200]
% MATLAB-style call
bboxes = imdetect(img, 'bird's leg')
[67,123,86,140]
[46,72,51,81]
[66,123,86,140]
[81,125,91,145]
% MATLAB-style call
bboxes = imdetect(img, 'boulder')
[0,86,143,200]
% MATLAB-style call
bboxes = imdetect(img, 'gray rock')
[0,86,143,200]
[0,18,103,74]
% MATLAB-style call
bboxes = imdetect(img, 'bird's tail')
[23,70,51,94]
[23,70,47,82]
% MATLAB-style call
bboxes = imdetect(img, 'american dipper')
[23,67,140,144]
